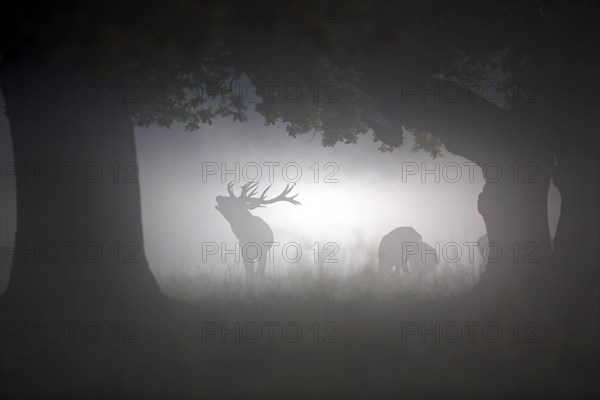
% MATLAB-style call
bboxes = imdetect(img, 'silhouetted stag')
[378,227,438,275]
[216,181,300,281]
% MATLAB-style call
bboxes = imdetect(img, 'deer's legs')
[256,256,266,279]
[398,262,410,275]
[256,245,271,279]
[243,259,255,282]
[378,257,393,275]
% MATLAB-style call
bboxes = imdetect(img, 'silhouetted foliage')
[4,1,595,157]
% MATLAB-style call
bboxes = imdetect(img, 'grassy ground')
[1,260,598,398]
[149,261,596,398]
[155,258,483,305]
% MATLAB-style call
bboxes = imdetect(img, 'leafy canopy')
[2,1,593,157]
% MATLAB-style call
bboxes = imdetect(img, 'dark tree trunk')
[0,57,188,398]
[549,83,600,288]
[0,57,162,318]
[476,153,554,288]
[544,89,600,396]
[364,73,555,289]
[552,150,599,287]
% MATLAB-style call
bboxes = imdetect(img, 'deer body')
[223,209,273,279]
[216,181,300,281]
[378,227,438,275]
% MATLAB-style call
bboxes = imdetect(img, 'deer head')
[215,181,301,227]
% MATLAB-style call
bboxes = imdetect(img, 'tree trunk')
[0,57,162,318]
[476,153,555,289]
[0,57,186,398]
[364,73,555,289]
[552,151,599,286]
[544,81,600,395]
[549,78,600,289]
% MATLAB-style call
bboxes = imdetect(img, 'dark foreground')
[1,272,598,399]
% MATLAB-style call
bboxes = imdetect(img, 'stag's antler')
[249,183,301,209]
[227,181,259,198]
[227,181,301,209]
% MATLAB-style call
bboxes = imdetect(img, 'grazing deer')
[378,227,438,275]
[215,181,300,281]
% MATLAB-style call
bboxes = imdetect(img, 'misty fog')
[2,2,598,398]
[1,105,562,298]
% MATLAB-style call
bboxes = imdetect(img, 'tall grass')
[155,255,484,307]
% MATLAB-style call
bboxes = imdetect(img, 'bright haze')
[0,107,561,291]
[134,111,561,277]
